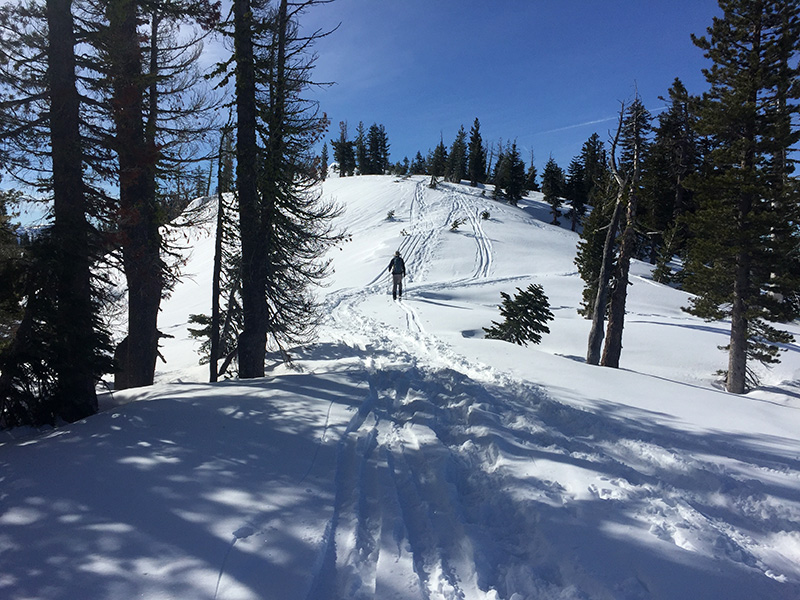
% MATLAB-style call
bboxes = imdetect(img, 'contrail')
[532,116,618,136]
[533,105,668,137]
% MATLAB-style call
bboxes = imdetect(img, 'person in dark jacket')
[388,250,406,300]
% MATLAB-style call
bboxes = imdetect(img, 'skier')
[388,250,406,300]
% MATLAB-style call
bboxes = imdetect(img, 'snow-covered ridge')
[2,175,799,599]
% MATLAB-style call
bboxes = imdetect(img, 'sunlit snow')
[2,175,799,599]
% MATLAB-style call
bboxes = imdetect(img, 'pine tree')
[541,157,565,224]
[0,190,24,355]
[95,0,219,390]
[410,151,427,175]
[565,156,587,231]
[574,133,612,318]
[491,143,508,199]
[429,136,448,184]
[525,162,539,192]
[574,192,614,317]
[641,78,700,279]
[504,142,527,204]
[355,121,368,174]
[319,142,329,181]
[581,133,608,207]
[483,284,554,346]
[467,118,487,186]
[366,123,390,174]
[0,0,112,426]
[445,126,467,183]
[684,0,800,393]
[229,0,343,377]
[331,121,356,176]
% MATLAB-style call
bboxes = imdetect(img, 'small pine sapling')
[386,209,395,221]
[450,217,466,231]
[481,210,490,220]
[483,284,554,346]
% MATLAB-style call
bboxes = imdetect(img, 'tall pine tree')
[541,157,565,224]
[467,118,487,186]
[684,0,800,393]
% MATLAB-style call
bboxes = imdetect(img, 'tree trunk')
[109,0,163,390]
[210,190,224,382]
[46,0,98,419]
[234,0,267,378]
[728,251,750,394]
[586,196,624,365]
[601,191,638,368]
[727,8,761,394]
[586,105,626,366]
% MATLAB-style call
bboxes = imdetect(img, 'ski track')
[310,178,800,599]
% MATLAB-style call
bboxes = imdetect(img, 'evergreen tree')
[491,142,508,198]
[0,0,112,426]
[580,132,608,207]
[483,284,555,346]
[525,162,539,192]
[410,151,427,175]
[574,133,612,318]
[565,156,587,231]
[492,142,526,204]
[684,0,800,393]
[641,78,700,279]
[445,125,468,183]
[319,142,329,181]
[229,0,344,377]
[429,137,448,178]
[504,142,527,204]
[366,123,390,174]
[96,0,220,390]
[574,191,615,317]
[355,121,368,174]
[467,118,487,186]
[585,105,632,365]
[0,190,24,354]
[331,121,356,176]
[541,156,566,224]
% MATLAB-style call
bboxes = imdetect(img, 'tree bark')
[601,102,645,369]
[601,190,638,368]
[234,0,268,378]
[46,0,98,419]
[586,106,626,366]
[108,0,163,390]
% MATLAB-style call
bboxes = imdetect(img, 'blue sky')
[298,0,722,174]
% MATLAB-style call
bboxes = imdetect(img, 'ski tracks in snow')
[315,178,800,598]
[305,361,502,600]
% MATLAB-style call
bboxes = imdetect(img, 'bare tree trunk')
[108,0,163,390]
[728,251,750,393]
[210,190,224,382]
[586,105,626,366]
[234,0,267,378]
[46,0,98,419]
[601,101,646,369]
[601,191,637,367]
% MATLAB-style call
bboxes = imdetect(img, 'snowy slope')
[1,175,800,600]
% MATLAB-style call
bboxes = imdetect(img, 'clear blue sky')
[297,0,722,174]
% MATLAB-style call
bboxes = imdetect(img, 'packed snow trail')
[3,176,799,600]
[308,177,800,599]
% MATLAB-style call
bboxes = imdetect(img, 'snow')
[2,175,800,599]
